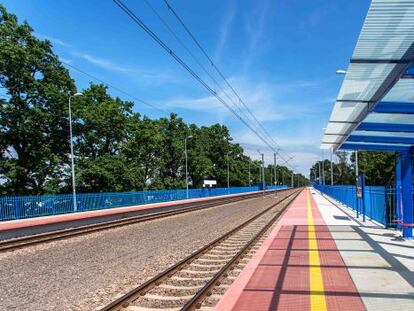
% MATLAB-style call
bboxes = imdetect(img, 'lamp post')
[68,92,82,212]
[185,135,193,199]
[261,153,265,192]
[274,150,279,186]
[330,149,334,185]
[318,161,322,185]
[355,150,359,179]
[227,152,230,194]
[248,159,251,187]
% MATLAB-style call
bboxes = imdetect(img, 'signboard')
[356,174,365,221]
[203,180,217,188]
[356,175,365,199]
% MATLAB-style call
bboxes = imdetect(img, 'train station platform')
[215,188,414,311]
[0,190,269,240]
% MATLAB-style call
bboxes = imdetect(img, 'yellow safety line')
[307,189,327,311]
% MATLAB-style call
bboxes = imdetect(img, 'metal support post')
[396,151,413,238]
[261,153,265,195]
[330,150,334,185]
[248,159,251,187]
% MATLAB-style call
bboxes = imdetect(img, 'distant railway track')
[99,188,301,311]
[0,189,286,253]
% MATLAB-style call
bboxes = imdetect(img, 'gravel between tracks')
[0,193,288,311]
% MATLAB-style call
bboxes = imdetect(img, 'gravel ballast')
[0,193,286,311]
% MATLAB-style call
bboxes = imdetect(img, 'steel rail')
[182,189,301,310]
[99,188,301,311]
[0,189,285,253]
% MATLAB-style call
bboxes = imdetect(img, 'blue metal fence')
[0,185,288,222]
[313,184,392,226]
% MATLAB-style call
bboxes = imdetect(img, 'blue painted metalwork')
[341,143,410,152]
[357,122,414,133]
[373,101,414,114]
[396,151,413,238]
[347,135,414,145]
[314,184,390,225]
[0,185,288,222]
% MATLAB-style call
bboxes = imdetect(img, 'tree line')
[0,5,306,196]
[309,151,395,186]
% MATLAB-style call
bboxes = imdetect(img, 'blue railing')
[313,184,392,226]
[0,185,288,222]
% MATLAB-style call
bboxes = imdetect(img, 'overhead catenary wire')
[162,0,296,165]
[62,61,169,115]
[112,0,277,154]
[141,0,267,143]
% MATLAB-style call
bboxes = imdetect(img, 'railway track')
[0,189,284,253]
[100,188,301,311]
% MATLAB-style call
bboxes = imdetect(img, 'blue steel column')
[396,150,413,238]
[395,153,402,231]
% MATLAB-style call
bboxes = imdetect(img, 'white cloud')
[71,52,131,73]
[36,33,72,47]
[214,1,237,62]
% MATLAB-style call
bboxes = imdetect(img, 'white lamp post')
[68,92,82,212]
[185,135,193,199]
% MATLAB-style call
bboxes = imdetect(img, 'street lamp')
[68,92,82,212]
[185,135,193,199]
[336,69,347,75]
[274,149,280,186]
[330,149,334,185]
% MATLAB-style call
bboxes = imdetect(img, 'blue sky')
[2,0,371,176]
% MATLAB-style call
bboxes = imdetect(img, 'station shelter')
[321,0,414,238]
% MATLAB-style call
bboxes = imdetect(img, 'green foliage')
[310,151,395,186]
[0,4,304,195]
[0,5,75,194]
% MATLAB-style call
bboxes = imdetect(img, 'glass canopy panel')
[321,143,334,150]
[353,130,414,138]
[364,112,414,124]
[382,79,414,102]
[322,135,343,144]
[325,122,352,135]
[353,0,414,60]
[337,63,395,101]
[330,101,368,122]
[342,141,412,147]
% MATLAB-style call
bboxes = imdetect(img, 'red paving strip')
[0,191,263,232]
[309,193,366,311]
[215,189,366,311]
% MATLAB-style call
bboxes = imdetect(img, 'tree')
[350,151,395,186]
[0,5,75,195]
[73,84,135,192]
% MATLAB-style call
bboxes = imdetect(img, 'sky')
[2,0,371,176]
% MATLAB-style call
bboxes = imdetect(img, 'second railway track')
[100,188,301,311]
[0,190,285,253]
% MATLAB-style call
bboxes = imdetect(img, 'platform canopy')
[321,0,414,152]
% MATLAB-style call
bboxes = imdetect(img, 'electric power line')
[62,61,169,115]
[162,0,296,165]
[112,0,277,154]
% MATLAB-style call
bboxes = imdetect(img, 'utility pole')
[248,159,251,187]
[273,152,277,186]
[322,157,325,185]
[227,152,230,194]
[291,173,294,188]
[318,161,322,185]
[330,149,334,185]
[355,150,359,179]
[68,93,82,212]
[185,135,193,199]
[261,153,265,193]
